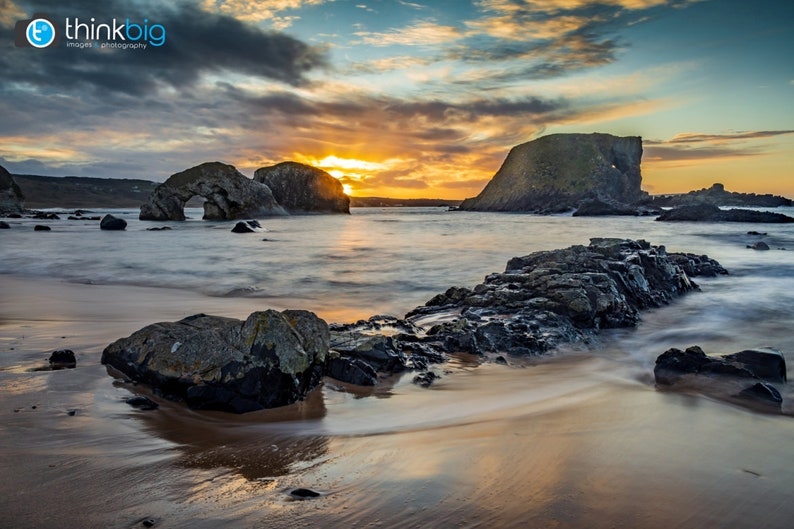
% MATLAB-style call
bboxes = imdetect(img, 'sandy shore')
[2,275,794,528]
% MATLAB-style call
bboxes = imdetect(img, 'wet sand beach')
[2,273,794,529]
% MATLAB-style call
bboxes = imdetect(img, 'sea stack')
[0,164,25,215]
[458,133,645,213]
[254,161,350,214]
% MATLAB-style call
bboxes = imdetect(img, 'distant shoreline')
[12,173,463,209]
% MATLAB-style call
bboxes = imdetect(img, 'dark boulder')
[33,224,51,231]
[0,221,10,229]
[254,161,350,214]
[231,220,263,233]
[413,371,439,387]
[654,346,787,412]
[100,214,127,230]
[102,310,329,413]
[49,349,77,369]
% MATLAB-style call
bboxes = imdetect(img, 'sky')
[0,0,792,199]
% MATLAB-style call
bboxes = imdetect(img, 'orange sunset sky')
[1,0,792,199]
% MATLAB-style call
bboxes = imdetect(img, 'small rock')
[67,409,77,416]
[34,224,51,231]
[100,214,127,230]
[231,221,255,233]
[747,241,770,251]
[125,396,159,410]
[49,349,77,369]
[146,226,172,231]
[413,371,439,388]
[0,220,9,229]
[288,488,321,500]
[747,231,767,236]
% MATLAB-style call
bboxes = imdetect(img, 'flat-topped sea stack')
[0,164,25,215]
[140,162,285,221]
[459,133,646,213]
[254,161,350,214]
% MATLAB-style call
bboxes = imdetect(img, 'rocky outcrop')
[139,162,285,221]
[459,133,646,213]
[254,161,349,214]
[101,310,328,413]
[647,183,792,208]
[654,346,787,411]
[0,164,25,215]
[656,203,794,223]
[326,239,725,385]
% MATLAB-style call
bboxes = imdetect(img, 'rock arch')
[139,162,285,221]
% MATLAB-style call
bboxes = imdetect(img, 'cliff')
[0,165,25,214]
[458,133,646,213]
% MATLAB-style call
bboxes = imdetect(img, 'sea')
[2,206,794,528]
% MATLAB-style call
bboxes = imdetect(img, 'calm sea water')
[3,205,794,370]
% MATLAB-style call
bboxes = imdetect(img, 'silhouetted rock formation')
[647,183,792,208]
[0,164,24,215]
[139,162,285,221]
[254,161,350,214]
[656,203,794,223]
[459,133,646,213]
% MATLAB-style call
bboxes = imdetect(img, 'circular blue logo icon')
[26,18,56,48]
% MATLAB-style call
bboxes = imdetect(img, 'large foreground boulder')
[102,310,329,413]
[0,164,24,215]
[459,133,646,213]
[139,162,285,221]
[254,161,350,214]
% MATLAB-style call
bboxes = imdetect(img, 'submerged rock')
[140,162,285,221]
[102,310,329,413]
[0,220,10,229]
[33,224,51,231]
[254,161,350,214]
[459,133,646,213]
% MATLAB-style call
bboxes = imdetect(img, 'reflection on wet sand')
[130,382,330,482]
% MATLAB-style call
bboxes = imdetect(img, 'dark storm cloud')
[0,0,327,96]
